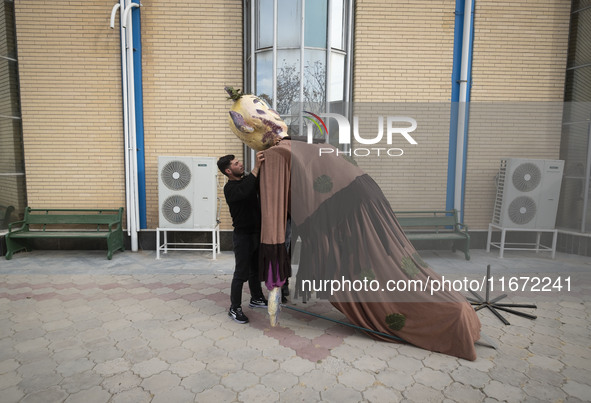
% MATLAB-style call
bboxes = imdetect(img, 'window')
[0,0,26,227]
[557,0,591,232]
[244,0,353,147]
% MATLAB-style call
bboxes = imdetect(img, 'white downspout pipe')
[123,1,140,252]
[109,3,120,29]
[122,2,140,28]
[454,0,473,215]
[110,1,132,244]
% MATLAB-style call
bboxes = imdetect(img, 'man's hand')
[252,151,265,177]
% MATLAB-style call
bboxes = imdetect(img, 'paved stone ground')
[0,248,590,402]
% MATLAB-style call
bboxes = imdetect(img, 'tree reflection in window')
[246,0,351,143]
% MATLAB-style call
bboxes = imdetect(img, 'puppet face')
[227,94,288,151]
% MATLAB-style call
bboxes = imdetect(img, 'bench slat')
[396,216,457,227]
[9,231,111,238]
[405,233,466,241]
[25,215,119,225]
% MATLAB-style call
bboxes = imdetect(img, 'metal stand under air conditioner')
[156,225,220,260]
[487,223,558,259]
[467,264,537,325]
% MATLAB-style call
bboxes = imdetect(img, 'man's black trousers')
[231,232,265,309]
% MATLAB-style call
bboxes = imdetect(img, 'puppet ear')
[229,111,254,133]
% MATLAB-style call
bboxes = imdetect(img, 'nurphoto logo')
[303,111,418,157]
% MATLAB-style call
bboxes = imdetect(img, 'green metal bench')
[5,207,125,260]
[394,210,470,260]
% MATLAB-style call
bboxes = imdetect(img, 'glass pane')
[330,0,345,50]
[257,0,273,49]
[567,8,591,68]
[303,49,326,110]
[276,49,301,114]
[277,0,301,48]
[245,2,252,56]
[0,116,26,224]
[557,120,589,230]
[256,51,273,104]
[0,58,20,117]
[3,1,16,59]
[573,0,591,12]
[304,0,327,48]
[0,175,26,227]
[329,52,345,102]
[0,116,24,172]
[565,66,591,103]
[284,115,302,137]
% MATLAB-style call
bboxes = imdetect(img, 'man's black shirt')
[224,173,261,234]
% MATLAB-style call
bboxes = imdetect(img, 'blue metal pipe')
[446,0,474,222]
[131,0,147,229]
[446,0,464,212]
[460,0,475,222]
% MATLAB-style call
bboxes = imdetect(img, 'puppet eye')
[229,111,254,133]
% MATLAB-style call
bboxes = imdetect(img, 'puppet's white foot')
[268,287,281,327]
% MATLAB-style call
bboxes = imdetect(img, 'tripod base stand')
[467,265,537,325]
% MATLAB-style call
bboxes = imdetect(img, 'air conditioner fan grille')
[161,161,192,191]
[512,162,541,192]
[162,195,192,224]
[508,196,537,225]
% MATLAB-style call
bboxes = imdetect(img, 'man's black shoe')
[228,307,249,324]
[249,297,268,308]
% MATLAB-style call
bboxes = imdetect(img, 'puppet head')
[225,87,288,151]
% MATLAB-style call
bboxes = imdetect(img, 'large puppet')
[225,87,481,361]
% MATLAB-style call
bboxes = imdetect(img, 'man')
[217,152,268,324]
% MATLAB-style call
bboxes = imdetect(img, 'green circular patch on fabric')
[313,175,333,193]
[401,256,419,279]
[359,269,375,281]
[412,252,428,268]
[385,313,406,331]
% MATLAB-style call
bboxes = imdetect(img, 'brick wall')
[465,0,570,229]
[352,0,456,212]
[353,0,570,230]
[15,0,125,210]
[141,1,243,229]
[15,0,243,230]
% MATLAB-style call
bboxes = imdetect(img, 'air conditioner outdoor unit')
[158,156,218,229]
[492,158,564,229]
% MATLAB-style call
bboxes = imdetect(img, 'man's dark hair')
[217,154,235,177]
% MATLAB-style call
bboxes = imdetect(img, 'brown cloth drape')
[259,139,481,361]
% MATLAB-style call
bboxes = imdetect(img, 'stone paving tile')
[402,383,444,402]
[109,387,151,403]
[484,379,526,401]
[63,385,110,403]
[562,380,591,401]
[239,383,281,403]
[0,249,589,402]
[443,381,486,402]
[375,368,415,390]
